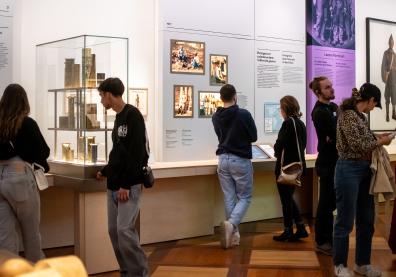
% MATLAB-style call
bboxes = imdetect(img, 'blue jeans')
[217,153,253,229]
[0,156,44,262]
[333,160,374,266]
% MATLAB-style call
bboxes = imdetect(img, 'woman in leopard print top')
[336,109,378,161]
[333,83,393,277]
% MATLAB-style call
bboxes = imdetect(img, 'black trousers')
[314,165,336,245]
[276,183,303,228]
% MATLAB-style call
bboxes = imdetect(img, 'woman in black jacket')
[0,84,50,262]
[273,95,307,242]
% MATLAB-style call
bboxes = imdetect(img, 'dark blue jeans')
[315,164,336,246]
[333,160,374,266]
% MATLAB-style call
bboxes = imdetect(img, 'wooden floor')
[44,203,396,277]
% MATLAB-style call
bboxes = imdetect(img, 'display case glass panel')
[36,35,128,166]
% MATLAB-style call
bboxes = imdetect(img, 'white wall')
[12,0,396,162]
[13,0,155,137]
[355,0,396,86]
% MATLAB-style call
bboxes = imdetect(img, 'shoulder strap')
[145,129,150,156]
[144,129,150,166]
[290,117,303,164]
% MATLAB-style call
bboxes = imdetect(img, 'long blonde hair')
[0,84,30,142]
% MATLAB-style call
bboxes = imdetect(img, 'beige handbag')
[277,117,303,186]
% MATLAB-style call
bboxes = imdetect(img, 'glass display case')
[36,35,128,174]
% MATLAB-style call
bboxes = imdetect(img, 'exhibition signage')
[306,0,356,153]
[0,0,12,95]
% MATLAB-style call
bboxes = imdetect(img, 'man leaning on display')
[212,84,257,249]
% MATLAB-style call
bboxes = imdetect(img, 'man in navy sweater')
[212,84,257,249]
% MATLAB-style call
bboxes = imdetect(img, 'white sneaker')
[220,221,234,249]
[334,264,353,277]
[354,264,382,277]
[231,231,240,246]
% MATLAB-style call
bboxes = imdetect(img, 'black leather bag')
[142,166,154,188]
[142,130,154,188]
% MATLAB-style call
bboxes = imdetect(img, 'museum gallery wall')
[158,0,306,162]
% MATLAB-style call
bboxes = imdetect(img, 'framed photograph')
[174,85,193,118]
[210,54,228,86]
[198,91,224,118]
[170,40,205,74]
[128,88,148,116]
[367,18,396,131]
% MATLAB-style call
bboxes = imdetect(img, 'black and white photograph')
[367,18,396,130]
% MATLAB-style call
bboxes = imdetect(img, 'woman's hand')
[378,135,393,146]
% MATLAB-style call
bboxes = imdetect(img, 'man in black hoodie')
[309,76,338,256]
[212,84,257,249]
[96,78,148,277]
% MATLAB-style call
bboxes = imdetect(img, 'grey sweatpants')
[0,158,45,262]
[107,186,148,277]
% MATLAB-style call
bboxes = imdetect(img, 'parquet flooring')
[44,202,396,276]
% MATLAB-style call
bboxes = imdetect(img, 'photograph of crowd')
[170,40,205,74]
[308,0,355,49]
[210,55,228,86]
[174,85,193,118]
[198,91,223,118]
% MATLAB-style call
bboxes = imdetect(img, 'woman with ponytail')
[333,83,393,277]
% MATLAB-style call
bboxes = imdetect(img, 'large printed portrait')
[198,91,223,118]
[307,0,355,49]
[210,54,228,86]
[128,88,148,117]
[367,18,396,131]
[174,85,193,118]
[170,40,205,74]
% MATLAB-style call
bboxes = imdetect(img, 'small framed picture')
[174,85,194,118]
[128,88,148,116]
[210,54,228,86]
[170,39,205,74]
[198,91,223,118]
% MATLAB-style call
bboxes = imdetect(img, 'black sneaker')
[273,228,293,242]
[290,224,309,241]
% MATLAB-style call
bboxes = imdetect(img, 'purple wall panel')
[306,0,356,153]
